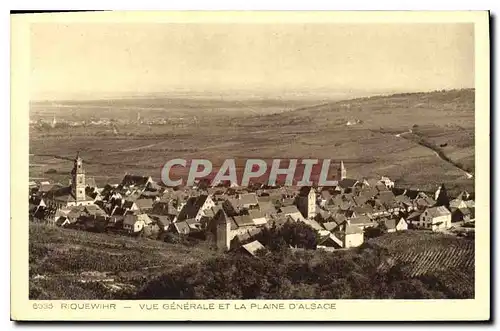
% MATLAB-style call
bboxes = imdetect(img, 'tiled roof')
[233,215,255,227]
[241,240,266,256]
[136,198,153,210]
[338,178,359,189]
[177,195,209,220]
[239,193,258,206]
[345,225,363,235]
[121,174,151,187]
[349,215,374,226]
[425,206,451,218]
[280,205,300,215]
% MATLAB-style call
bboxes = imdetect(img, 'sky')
[30,23,474,100]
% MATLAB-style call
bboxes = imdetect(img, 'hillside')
[29,223,475,299]
[135,231,474,300]
[30,89,475,195]
[241,89,474,129]
[236,89,475,194]
[29,223,219,299]
[369,231,475,298]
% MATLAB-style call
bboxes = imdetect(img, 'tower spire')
[71,152,86,202]
[337,160,347,181]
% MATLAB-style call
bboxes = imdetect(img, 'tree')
[134,240,466,300]
[280,221,318,250]
[253,221,318,251]
[254,225,287,252]
[364,225,385,239]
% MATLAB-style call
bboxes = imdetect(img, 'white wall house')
[345,231,364,248]
[386,217,408,233]
[336,225,364,248]
[379,176,395,189]
[123,213,152,233]
[418,206,452,231]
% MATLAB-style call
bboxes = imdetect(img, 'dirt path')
[121,142,164,152]
[431,151,473,179]
[393,130,473,180]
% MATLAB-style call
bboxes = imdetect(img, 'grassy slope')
[240,89,475,191]
[134,229,475,299]
[29,89,474,195]
[29,223,219,299]
[30,223,475,299]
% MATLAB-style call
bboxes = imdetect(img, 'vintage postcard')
[11,11,490,321]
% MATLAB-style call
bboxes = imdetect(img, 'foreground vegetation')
[29,223,474,300]
[29,223,218,299]
[134,240,473,300]
[133,229,475,300]
[369,231,475,297]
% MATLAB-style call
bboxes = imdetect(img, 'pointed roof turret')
[337,160,347,181]
[71,151,84,175]
[435,183,450,209]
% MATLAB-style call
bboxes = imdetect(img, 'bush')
[163,232,204,247]
[249,220,318,251]
[364,225,386,239]
[134,244,456,300]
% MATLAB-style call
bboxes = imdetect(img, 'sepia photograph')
[11,11,490,321]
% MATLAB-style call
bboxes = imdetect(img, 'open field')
[30,97,322,121]
[29,223,219,299]
[29,89,475,195]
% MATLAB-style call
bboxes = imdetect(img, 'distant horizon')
[30,86,474,103]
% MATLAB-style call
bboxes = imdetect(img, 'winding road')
[393,129,473,180]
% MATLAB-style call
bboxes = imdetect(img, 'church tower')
[307,188,316,220]
[337,160,347,181]
[214,209,231,252]
[71,152,86,202]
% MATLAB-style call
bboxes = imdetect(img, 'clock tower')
[71,152,86,202]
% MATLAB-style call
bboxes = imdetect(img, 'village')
[28,153,476,256]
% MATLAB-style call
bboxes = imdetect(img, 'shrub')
[134,243,461,300]
[249,220,318,251]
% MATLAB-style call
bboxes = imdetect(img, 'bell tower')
[71,152,86,202]
[337,160,347,181]
[307,188,316,219]
[215,209,231,252]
